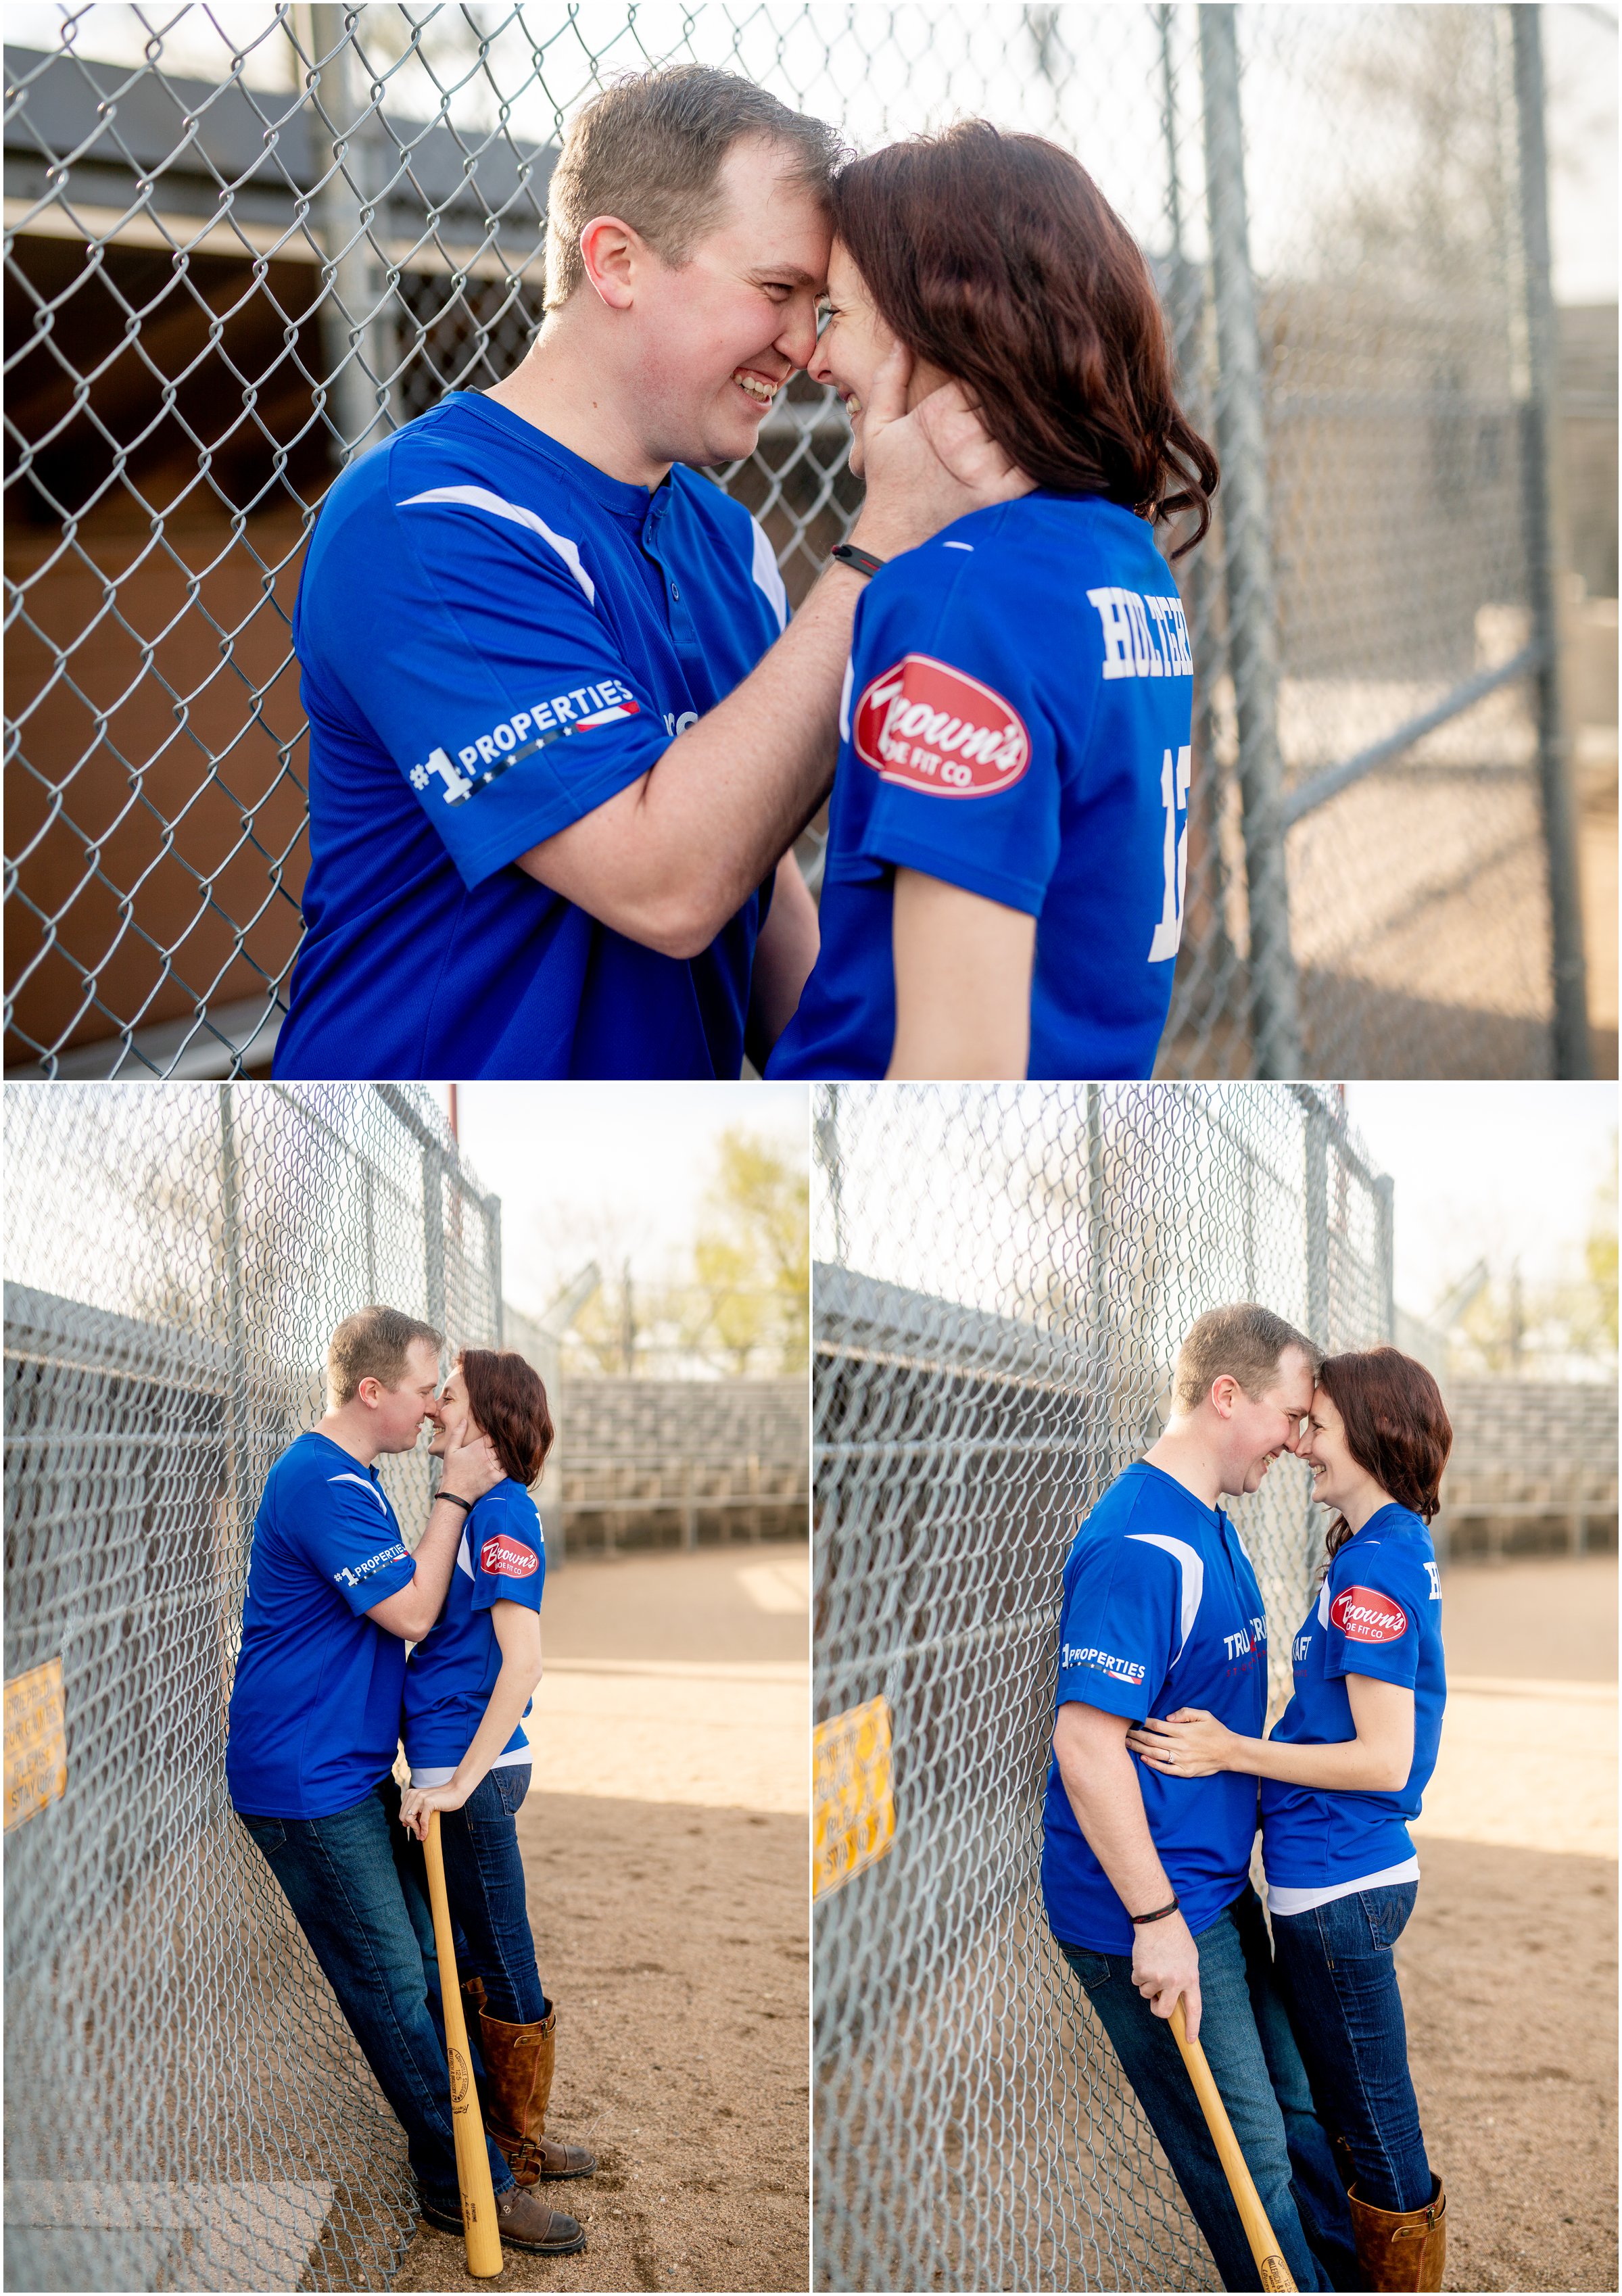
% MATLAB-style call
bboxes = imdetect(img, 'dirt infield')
[394,1549,809,2295]
[1402,1557,1618,2292]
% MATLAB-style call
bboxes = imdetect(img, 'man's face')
[619,135,831,467]
[363,1338,444,1454]
[1222,1346,1316,1496]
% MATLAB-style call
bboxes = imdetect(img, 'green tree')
[686,1130,809,1377]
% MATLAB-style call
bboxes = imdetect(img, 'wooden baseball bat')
[1170,1999,1296,2292]
[425,1811,503,2277]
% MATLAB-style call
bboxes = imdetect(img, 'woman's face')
[1299,1385,1356,1511]
[809,241,949,479]
[427,1366,475,1459]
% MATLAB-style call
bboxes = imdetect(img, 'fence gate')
[3,1081,500,2291]
[811,1080,1393,2291]
[4,4,1587,1080]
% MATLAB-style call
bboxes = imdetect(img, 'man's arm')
[365,1434,502,1642]
[888,869,1036,1079]
[1053,1700,1205,2042]
[516,354,1031,958]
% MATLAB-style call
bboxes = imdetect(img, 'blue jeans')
[1270,1882,1431,2214]
[237,1777,515,2211]
[1061,1887,1358,2293]
[414,1765,547,2025]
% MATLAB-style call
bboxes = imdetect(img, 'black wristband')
[437,1491,473,1515]
[1129,1896,1181,1926]
[831,541,886,580]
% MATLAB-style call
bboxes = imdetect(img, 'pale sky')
[431,1082,809,1319]
[1342,1082,1617,1319]
[13,3,1615,300]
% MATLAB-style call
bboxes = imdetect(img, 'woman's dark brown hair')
[1317,1346,1452,1568]
[458,1349,555,1488]
[831,121,1218,553]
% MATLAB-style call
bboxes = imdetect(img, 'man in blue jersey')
[275,66,1026,1080]
[1043,1306,1358,2293]
[228,1307,584,2255]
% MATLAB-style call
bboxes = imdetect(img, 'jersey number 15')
[1148,744,1193,963]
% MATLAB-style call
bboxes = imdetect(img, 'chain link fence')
[3,3,1591,1080]
[811,1080,1393,2291]
[3,1081,501,2291]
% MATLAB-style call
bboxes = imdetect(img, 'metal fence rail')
[4,4,1589,1078]
[3,1081,501,2291]
[811,1081,1394,2290]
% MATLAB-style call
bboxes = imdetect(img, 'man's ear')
[1209,1374,1239,1421]
[578,214,644,310]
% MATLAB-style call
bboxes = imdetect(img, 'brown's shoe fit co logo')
[1330,1585,1408,1644]
[481,1534,540,1579]
[854,654,1031,796]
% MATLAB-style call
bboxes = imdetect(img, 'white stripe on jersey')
[398,485,596,606]
[750,516,789,633]
[1126,1532,1206,1665]
[328,1472,387,1513]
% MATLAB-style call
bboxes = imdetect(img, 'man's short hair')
[1172,1304,1320,1415]
[327,1306,444,1408]
[544,64,840,308]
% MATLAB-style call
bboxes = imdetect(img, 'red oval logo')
[480,1534,538,1579]
[853,654,1030,798]
[1330,1585,1408,1644]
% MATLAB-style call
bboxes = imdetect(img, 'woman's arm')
[398,1600,544,1838]
[1126,1674,1415,1794]
[888,869,1036,1079]
[745,850,821,1065]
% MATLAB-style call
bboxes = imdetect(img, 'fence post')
[1198,4,1304,1080]
[1303,1097,1330,1348]
[1373,1174,1396,1343]
[220,1084,247,1550]
[484,1192,504,1347]
[1510,5,1592,1078]
[422,1139,446,1349]
[1156,6,1239,1014]
[306,3,395,464]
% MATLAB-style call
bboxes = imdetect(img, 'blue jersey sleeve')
[1323,1541,1431,1688]
[297,1468,414,1618]
[297,450,674,892]
[471,1489,545,1615]
[846,535,1074,917]
[1055,1539,1176,1723]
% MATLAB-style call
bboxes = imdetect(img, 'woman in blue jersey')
[396,1349,596,2241]
[767,122,1218,1081]
[1128,1347,1452,2293]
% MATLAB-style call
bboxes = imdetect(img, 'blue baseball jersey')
[767,493,1194,1081]
[1261,1506,1446,1889]
[1042,1462,1268,1955]
[226,1431,416,1819]
[274,391,790,1080]
[402,1480,546,1772]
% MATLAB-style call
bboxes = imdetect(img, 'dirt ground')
[1401,1557,1617,2292]
[394,1547,809,2295]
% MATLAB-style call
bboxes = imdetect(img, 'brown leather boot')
[1347,2176,1447,2291]
[420,2184,586,2256]
[477,2005,598,2183]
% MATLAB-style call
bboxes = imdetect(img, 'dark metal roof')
[4,43,554,247]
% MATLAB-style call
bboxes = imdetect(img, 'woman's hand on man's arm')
[1130,1677,1415,1794]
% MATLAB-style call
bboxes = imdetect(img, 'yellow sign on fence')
[5,1658,67,1831]
[813,1694,895,1900]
